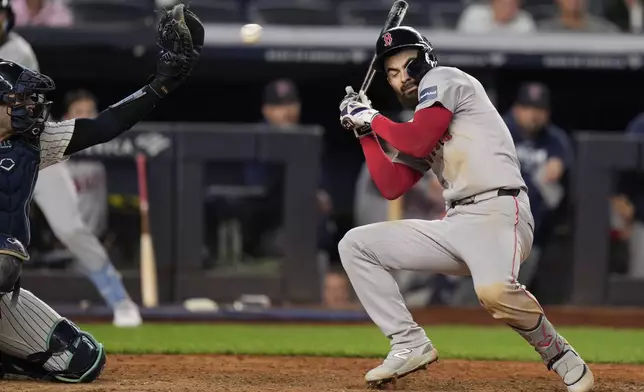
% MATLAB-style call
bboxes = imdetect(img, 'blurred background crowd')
[4,0,644,312]
[7,0,644,34]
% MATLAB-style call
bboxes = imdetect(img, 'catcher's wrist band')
[149,77,177,98]
[354,126,373,139]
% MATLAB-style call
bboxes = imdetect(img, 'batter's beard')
[396,91,419,110]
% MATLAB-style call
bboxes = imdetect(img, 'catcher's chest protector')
[0,137,40,247]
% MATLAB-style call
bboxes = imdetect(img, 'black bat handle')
[359,0,408,94]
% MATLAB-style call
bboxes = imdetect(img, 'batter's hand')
[340,86,372,112]
[340,91,379,138]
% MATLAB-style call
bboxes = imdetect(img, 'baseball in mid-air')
[240,23,263,44]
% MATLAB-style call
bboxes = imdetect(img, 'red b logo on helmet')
[383,32,393,47]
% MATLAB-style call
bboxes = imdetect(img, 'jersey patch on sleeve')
[419,85,438,105]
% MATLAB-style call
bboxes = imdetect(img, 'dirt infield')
[3,306,642,391]
[2,354,643,392]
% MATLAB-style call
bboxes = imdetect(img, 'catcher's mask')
[0,60,55,138]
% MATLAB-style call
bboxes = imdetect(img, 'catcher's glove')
[149,3,204,97]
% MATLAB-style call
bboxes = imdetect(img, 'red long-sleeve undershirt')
[359,106,453,200]
[360,136,423,200]
[371,106,453,158]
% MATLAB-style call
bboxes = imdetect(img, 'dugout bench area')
[19,128,644,309]
[22,122,326,307]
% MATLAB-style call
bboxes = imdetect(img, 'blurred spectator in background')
[262,78,334,253]
[539,0,620,32]
[240,79,336,261]
[260,78,302,130]
[238,79,295,257]
[457,0,537,33]
[603,0,643,33]
[62,89,109,239]
[504,82,573,283]
[0,0,38,69]
[609,111,644,279]
[323,265,353,309]
[63,88,98,119]
[255,78,341,307]
[12,0,72,27]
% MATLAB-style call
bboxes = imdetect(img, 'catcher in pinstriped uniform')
[0,3,202,383]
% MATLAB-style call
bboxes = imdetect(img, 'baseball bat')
[359,0,409,94]
[387,197,404,221]
[136,152,159,308]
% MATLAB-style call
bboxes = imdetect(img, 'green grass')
[79,323,644,364]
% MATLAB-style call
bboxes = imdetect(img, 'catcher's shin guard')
[0,318,106,383]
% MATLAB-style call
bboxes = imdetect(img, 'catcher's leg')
[33,163,141,327]
[338,218,469,387]
[453,193,593,392]
[0,289,105,383]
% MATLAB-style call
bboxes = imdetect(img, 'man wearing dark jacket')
[504,82,573,245]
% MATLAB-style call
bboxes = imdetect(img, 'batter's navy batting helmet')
[374,26,438,82]
[0,60,55,137]
[0,0,15,34]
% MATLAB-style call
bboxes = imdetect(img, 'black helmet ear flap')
[406,53,431,83]
[405,44,438,83]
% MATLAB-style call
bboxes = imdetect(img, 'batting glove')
[339,86,372,111]
[340,89,379,138]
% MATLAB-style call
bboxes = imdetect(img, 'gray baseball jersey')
[35,121,131,309]
[394,66,526,203]
[66,160,109,237]
[339,66,537,353]
[0,32,39,71]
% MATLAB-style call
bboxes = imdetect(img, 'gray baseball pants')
[338,192,545,350]
[33,162,130,308]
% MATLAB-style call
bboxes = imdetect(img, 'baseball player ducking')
[338,26,593,391]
